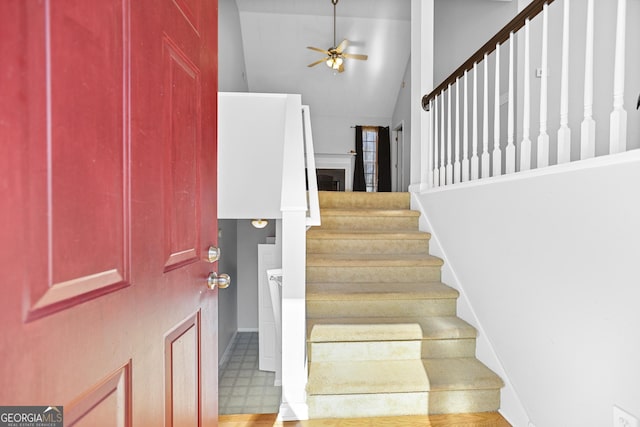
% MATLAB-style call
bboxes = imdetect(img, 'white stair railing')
[302,105,320,228]
[422,0,635,188]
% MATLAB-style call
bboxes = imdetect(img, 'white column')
[609,0,627,154]
[471,65,480,180]
[409,0,434,190]
[462,70,470,182]
[520,19,532,171]
[580,0,596,160]
[492,43,502,177]
[440,92,446,185]
[446,85,453,184]
[537,3,550,169]
[433,97,440,187]
[481,54,490,179]
[454,78,461,184]
[506,32,516,174]
[557,0,571,164]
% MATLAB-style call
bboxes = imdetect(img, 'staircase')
[305,191,504,418]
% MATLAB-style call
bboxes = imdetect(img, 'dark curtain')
[377,126,391,192]
[353,125,366,191]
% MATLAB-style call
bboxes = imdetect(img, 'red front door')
[0,0,219,425]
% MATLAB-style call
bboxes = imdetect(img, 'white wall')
[236,219,277,330]
[218,219,238,361]
[310,113,391,155]
[392,58,412,192]
[218,93,289,219]
[434,0,517,85]
[219,0,249,92]
[413,151,640,427]
[218,0,245,363]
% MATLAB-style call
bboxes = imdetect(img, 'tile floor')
[219,332,282,415]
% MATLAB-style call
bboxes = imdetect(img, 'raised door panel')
[173,0,201,34]
[24,0,131,320]
[165,312,201,427]
[66,363,132,427]
[162,38,201,272]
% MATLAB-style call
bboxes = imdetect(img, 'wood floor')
[219,412,511,427]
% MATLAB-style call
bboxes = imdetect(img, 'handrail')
[422,0,556,111]
[302,105,321,228]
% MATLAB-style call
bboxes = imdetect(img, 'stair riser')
[318,192,410,210]
[308,337,477,361]
[309,340,422,362]
[422,339,477,359]
[307,265,441,283]
[307,238,429,255]
[428,389,501,414]
[307,299,457,319]
[317,216,418,231]
[308,392,429,419]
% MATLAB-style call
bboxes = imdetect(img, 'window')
[362,126,378,192]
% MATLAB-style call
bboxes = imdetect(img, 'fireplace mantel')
[312,153,356,191]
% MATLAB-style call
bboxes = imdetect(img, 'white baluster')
[580,0,596,159]
[454,78,461,184]
[471,64,480,180]
[429,99,435,188]
[557,0,571,164]
[537,3,550,168]
[481,54,490,178]
[462,70,470,182]
[433,96,439,187]
[446,84,453,184]
[506,32,516,174]
[492,43,502,177]
[440,92,446,185]
[520,18,532,171]
[610,0,627,154]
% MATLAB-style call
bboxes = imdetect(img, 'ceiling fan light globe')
[335,57,343,66]
[326,58,333,68]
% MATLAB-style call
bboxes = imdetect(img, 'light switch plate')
[614,406,639,427]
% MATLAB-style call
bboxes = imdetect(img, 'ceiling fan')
[307,0,368,73]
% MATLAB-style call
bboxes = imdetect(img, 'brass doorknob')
[206,272,231,290]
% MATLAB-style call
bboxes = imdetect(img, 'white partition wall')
[218,93,288,219]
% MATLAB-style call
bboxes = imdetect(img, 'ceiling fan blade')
[343,53,368,61]
[335,39,348,54]
[307,46,331,55]
[307,58,327,68]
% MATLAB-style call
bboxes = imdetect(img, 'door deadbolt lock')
[206,272,231,290]
[207,246,221,263]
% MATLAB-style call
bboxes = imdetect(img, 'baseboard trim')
[218,331,238,368]
[279,401,309,421]
[237,328,259,333]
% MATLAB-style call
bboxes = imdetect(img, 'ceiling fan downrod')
[332,0,339,49]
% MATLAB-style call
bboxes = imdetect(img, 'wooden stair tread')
[423,358,504,391]
[318,191,410,209]
[306,282,459,301]
[307,229,431,240]
[307,253,443,267]
[307,316,477,342]
[308,360,429,395]
[320,208,420,217]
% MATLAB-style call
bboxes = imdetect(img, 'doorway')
[393,122,407,192]
[217,219,282,415]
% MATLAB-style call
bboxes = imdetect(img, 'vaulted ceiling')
[235,0,411,121]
